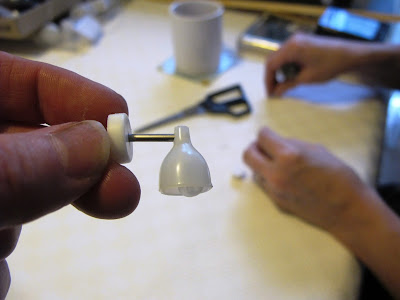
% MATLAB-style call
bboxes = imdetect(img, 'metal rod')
[128,134,175,142]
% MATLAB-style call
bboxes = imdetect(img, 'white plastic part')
[33,22,62,46]
[60,15,103,47]
[159,126,212,197]
[70,0,114,18]
[107,113,133,164]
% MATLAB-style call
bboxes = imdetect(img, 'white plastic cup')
[169,1,224,77]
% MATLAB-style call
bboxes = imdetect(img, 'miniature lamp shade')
[106,113,212,197]
[159,126,212,197]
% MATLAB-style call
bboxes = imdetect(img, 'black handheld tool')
[134,84,251,133]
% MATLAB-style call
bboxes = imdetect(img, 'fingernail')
[51,121,110,178]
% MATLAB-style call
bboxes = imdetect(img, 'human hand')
[266,33,364,96]
[0,51,141,298]
[243,127,376,232]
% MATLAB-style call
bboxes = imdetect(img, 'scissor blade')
[134,104,205,132]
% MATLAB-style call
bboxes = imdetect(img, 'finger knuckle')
[243,143,256,161]
[242,147,251,163]
[288,33,304,49]
[279,146,301,164]
[258,127,270,140]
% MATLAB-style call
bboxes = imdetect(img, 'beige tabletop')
[2,1,385,299]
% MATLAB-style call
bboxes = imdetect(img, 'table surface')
[2,1,386,299]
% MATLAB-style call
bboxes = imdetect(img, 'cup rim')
[169,1,224,22]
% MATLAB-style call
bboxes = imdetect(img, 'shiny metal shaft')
[128,134,174,142]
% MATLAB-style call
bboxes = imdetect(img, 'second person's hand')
[243,127,379,232]
[266,33,367,97]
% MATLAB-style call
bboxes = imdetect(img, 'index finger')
[265,35,303,96]
[0,51,128,126]
[257,127,288,159]
[265,50,295,96]
[265,55,278,97]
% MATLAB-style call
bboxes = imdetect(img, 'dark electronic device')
[237,1,353,54]
[316,6,390,41]
[375,91,400,209]
[238,14,316,53]
[360,90,400,300]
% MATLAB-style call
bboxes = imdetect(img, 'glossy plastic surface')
[107,113,133,164]
[159,126,212,196]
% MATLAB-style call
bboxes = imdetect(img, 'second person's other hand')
[266,32,400,97]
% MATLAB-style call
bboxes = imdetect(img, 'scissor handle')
[202,84,251,118]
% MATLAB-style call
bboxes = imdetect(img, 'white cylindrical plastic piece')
[33,22,61,46]
[107,113,133,164]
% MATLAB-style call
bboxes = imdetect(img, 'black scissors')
[134,84,251,132]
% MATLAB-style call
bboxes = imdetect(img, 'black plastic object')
[316,6,390,42]
[201,84,251,117]
[375,91,400,191]
[275,63,301,83]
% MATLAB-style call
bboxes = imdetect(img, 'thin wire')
[128,134,174,142]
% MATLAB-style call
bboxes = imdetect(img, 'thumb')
[0,260,10,300]
[0,121,110,228]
